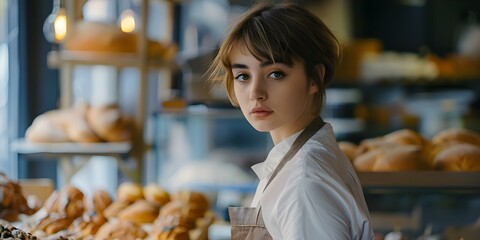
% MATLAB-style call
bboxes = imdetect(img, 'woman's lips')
[250,107,273,118]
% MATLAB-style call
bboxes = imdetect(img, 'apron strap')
[262,116,325,193]
[256,116,325,223]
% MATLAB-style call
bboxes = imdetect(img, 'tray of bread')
[1,174,215,240]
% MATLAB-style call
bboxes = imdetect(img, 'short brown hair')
[208,3,340,115]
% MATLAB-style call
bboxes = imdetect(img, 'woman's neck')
[270,114,318,145]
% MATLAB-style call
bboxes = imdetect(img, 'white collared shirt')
[250,123,374,240]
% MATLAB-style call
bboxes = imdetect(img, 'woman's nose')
[249,77,267,101]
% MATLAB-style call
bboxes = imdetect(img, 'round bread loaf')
[383,129,427,146]
[103,201,130,219]
[433,143,480,171]
[94,220,148,240]
[117,182,144,204]
[150,226,191,240]
[117,199,159,224]
[144,184,171,206]
[432,128,480,147]
[353,145,424,171]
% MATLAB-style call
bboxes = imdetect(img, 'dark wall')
[17,0,59,179]
[353,0,480,56]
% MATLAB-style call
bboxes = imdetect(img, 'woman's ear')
[309,64,325,94]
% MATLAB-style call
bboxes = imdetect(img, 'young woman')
[209,3,374,240]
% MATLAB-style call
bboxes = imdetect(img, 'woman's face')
[230,45,318,142]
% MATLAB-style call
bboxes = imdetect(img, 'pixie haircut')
[208,3,340,115]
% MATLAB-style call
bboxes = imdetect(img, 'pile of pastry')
[21,183,211,240]
[0,173,39,222]
[25,103,132,143]
[339,128,480,171]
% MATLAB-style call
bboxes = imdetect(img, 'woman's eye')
[269,71,284,79]
[234,74,249,81]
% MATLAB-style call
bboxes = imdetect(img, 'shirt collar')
[251,129,303,180]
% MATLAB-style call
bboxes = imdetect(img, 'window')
[0,0,18,176]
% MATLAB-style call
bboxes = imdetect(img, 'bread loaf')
[117,182,144,204]
[383,129,428,146]
[144,184,171,206]
[103,201,130,219]
[86,105,132,142]
[117,199,159,224]
[353,145,424,171]
[432,128,480,147]
[65,21,176,59]
[25,102,101,143]
[94,220,148,240]
[433,143,480,171]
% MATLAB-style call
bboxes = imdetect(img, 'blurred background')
[1,0,480,239]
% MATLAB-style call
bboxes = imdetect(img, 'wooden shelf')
[358,171,480,190]
[47,50,177,69]
[11,138,131,157]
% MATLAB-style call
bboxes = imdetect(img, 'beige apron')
[229,117,325,240]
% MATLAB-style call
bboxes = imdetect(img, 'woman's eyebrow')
[231,63,248,69]
[261,60,292,68]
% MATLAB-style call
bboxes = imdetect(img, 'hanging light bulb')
[119,9,136,33]
[43,0,68,43]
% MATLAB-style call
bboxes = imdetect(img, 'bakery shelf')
[11,138,131,157]
[47,50,177,69]
[358,171,480,190]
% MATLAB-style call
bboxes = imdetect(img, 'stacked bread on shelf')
[10,182,212,240]
[64,21,178,61]
[339,128,480,171]
[25,102,132,143]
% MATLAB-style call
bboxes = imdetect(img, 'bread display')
[102,201,130,219]
[350,128,480,172]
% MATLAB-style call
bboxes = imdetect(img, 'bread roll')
[353,145,424,171]
[70,213,108,239]
[433,143,480,171]
[144,184,171,206]
[103,201,130,219]
[355,137,385,156]
[383,129,427,146]
[86,105,132,142]
[44,185,85,219]
[173,191,209,211]
[94,220,148,240]
[150,226,191,240]
[338,141,357,162]
[117,182,144,204]
[432,128,480,147]
[87,189,112,215]
[118,200,159,224]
